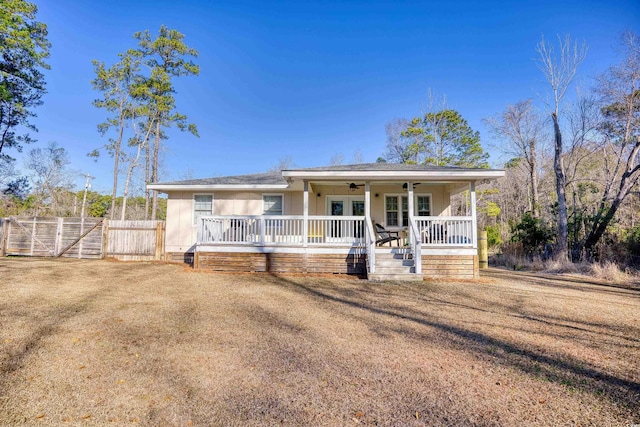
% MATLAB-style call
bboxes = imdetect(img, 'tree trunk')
[583,196,622,257]
[583,169,639,255]
[151,120,160,221]
[144,130,150,220]
[530,144,539,217]
[120,140,143,221]
[552,112,568,260]
[110,122,124,219]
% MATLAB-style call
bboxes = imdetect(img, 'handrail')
[365,217,376,274]
[408,216,422,274]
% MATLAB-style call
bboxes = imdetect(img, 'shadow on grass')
[0,290,104,396]
[483,268,640,297]
[263,273,640,413]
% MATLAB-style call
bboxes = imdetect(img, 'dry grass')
[590,261,634,285]
[0,258,638,426]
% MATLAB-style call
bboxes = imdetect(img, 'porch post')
[303,180,309,248]
[364,181,371,222]
[470,181,478,249]
[407,181,414,243]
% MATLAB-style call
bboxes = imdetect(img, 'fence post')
[102,219,109,259]
[155,221,164,261]
[55,217,63,255]
[0,219,7,257]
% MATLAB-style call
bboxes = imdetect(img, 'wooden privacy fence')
[104,220,164,261]
[0,217,165,261]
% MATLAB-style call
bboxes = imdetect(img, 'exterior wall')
[165,191,196,253]
[165,190,310,252]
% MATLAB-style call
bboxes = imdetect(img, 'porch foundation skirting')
[422,255,479,279]
[167,246,478,279]
[194,246,366,275]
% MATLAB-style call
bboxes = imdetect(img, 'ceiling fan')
[402,182,421,190]
[347,183,364,191]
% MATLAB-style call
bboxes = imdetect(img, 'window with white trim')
[193,195,213,225]
[385,195,408,227]
[417,195,431,216]
[386,194,432,226]
[263,194,283,215]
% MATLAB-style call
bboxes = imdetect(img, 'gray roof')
[155,171,286,186]
[150,163,504,189]
[285,162,500,172]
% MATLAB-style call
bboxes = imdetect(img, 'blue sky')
[24,0,640,192]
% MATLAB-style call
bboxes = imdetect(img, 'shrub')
[510,212,554,259]
[485,224,502,248]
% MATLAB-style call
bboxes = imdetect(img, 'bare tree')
[351,148,363,164]
[25,142,74,215]
[329,153,344,166]
[536,34,587,259]
[582,31,640,255]
[485,99,546,216]
[268,156,295,172]
[383,118,413,163]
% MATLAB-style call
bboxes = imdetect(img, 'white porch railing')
[414,216,474,246]
[198,215,366,246]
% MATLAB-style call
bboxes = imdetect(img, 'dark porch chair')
[375,223,402,247]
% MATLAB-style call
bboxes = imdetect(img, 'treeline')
[381,33,640,265]
[1,190,166,220]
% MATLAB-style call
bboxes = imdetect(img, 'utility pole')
[80,173,95,218]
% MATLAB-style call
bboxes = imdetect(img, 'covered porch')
[196,176,481,279]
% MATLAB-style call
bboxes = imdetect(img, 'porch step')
[368,273,423,282]
[374,266,415,274]
[370,246,419,280]
[375,258,414,267]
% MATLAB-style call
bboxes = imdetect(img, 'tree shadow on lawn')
[396,277,640,345]
[0,289,106,396]
[263,273,640,414]
[483,268,640,297]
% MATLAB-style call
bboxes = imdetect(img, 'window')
[385,194,431,226]
[263,194,283,215]
[193,195,213,225]
[417,195,431,216]
[385,196,408,227]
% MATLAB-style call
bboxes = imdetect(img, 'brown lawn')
[0,258,638,426]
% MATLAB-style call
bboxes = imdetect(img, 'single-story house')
[148,163,504,280]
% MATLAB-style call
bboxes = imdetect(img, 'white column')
[303,180,309,248]
[364,181,371,221]
[407,181,414,245]
[407,182,414,221]
[470,181,478,249]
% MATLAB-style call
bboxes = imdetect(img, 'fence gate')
[2,217,104,259]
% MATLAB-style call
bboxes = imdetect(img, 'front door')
[326,196,365,241]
